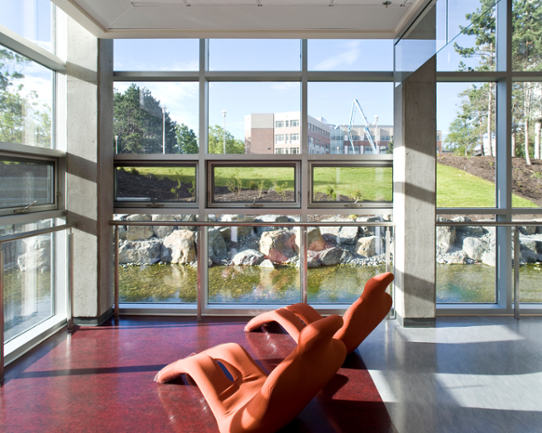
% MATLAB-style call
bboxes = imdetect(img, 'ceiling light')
[383,1,392,7]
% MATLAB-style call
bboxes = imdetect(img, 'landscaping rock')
[436,225,456,253]
[120,239,162,265]
[481,250,496,267]
[151,214,178,238]
[260,229,298,263]
[307,227,325,251]
[462,237,485,261]
[356,236,377,257]
[520,237,542,254]
[232,249,264,266]
[319,247,344,266]
[259,259,275,268]
[307,251,320,267]
[519,226,537,235]
[125,214,154,241]
[219,215,254,237]
[338,226,359,245]
[162,230,197,264]
[254,215,289,235]
[208,228,228,263]
[437,250,468,264]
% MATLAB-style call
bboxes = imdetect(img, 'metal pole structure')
[162,106,167,154]
[0,250,4,384]
[114,225,120,319]
[514,226,520,320]
[222,110,227,154]
[115,135,118,154]
[197,226,203,321]
[301,226,307,304]
[67,230,74,332]
[385,226,391,273]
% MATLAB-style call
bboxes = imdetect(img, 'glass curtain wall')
[429,0,542,310]
[113,39,394,312]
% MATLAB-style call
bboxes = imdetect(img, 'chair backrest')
[240,315,346,433]
[334,272,394,354]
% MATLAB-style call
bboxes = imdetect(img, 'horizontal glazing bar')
[110,221,395,227]
[436,222,542,227]
[0,224,75,245]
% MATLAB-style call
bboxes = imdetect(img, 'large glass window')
[308,82,393,155]
[0,45,54,149]
[209,82,300,155]
[512,0,542,72]
[113,82,199,154]
[210,39,300,71]
[308,40,393,71]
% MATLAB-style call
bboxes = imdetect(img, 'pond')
[118,262,542,304]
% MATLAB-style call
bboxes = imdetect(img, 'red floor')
[1,316,397,433]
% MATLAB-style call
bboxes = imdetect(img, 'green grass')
[119,166,196,184]
[313,167,392,201]
[437,163,537,208]
[213,167,296,191]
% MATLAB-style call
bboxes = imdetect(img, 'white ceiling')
[53,0,427,39]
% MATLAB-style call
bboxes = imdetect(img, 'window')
[310,163,393,208]
[290,147,299,154]
[0,155,57,215]
[285,120,289,127]
[114,164,197,207]
[291,133,300,142]
[275,134,285,143]
[276,120,284,128]
[308,40,393,71]
[208,162,300,208]
[275,148,284,154]
[291,119,300,127]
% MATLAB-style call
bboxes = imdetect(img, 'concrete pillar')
[66,17,113,325]
[393,55,437,327]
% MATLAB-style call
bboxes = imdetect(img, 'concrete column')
[66,17,113,325]
[393,56,437,327]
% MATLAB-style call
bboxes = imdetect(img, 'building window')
[291,133,300,142]
[275,134,285,143]
[276,120,284,128]
[291,119,300,127]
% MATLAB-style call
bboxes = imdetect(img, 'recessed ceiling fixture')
[383,1,392,7]
[329,0,335,7]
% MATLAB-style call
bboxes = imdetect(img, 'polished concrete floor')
[362,316,542,433]
[2,315,541,433]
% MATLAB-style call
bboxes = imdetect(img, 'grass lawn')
[437,163,537,208]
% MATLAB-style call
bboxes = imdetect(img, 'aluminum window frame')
[207,160,301,209]
[113,161,199,209]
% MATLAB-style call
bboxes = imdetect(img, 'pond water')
[118,262,542,304]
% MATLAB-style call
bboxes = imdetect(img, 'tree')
[176,123,198,154]
[446,114,478,156]
[208,125,245,154]
[113,84,177,154]
[0,48,51,147]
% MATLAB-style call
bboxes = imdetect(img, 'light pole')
[222,110,227,154]
[162,105,167,154]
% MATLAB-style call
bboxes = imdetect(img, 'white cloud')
[313,40,362,71]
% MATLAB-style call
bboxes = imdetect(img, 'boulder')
[151,214,178,238]
[254,215,289,235]
[307,250,320,268]
[519,226,537,235]
[260,229,298,263]
[232,249,265,266]
[125,214,154,241]
[520,237,542,254]
[120,239,162,265]
[521,250,539,263]
[318,247,344,266]
[22,235,51,251]
[338,226,359,245]
[162,230,197,264]
[208,228,228,264]
[259,259,275,268]
[481,250,496,267]
[307,227,325,251]
[436,226,456,253]
[462,237,485,262]
[219,227,231,240]
[219,215,254,237]
[356,236,377,257]
[438,250,467,264]
[17,248,50,271]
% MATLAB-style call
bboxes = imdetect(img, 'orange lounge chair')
[155,314,346,433]
[245,272,394,354]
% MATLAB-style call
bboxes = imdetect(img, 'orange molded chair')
[245,272,394,354]
[155,314,346,433]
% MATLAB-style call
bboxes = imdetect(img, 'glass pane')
[114,39,199,71]
[308,40,393,71]
[437,1,496,72]
[1,220,54,342]
[115,166,196,204]
[209,82,300,154]
[512,82,542,208]
[0,0,53,52]
[212,165,295,204]
[437,221,496,303]
[512,0,542,72]
[207,214,301,304]
[511,218,542,303]
[312,166,392,203]
[0,45,53,148]
[113,82,199,154]
[116,214,198,303]
[437,82,496,207]
[0,157,54,209]
[210,39,300,71]
[308,82,393,155]
[306,214,392,304]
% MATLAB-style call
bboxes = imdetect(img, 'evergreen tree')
[113,84,177,154]
[176,123,199,154]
